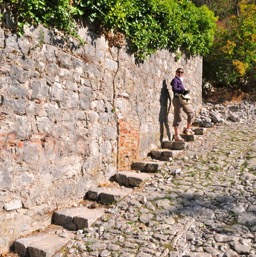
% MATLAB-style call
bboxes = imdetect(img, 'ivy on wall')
[79,0,217,60]
[0,0,217,61]
[0,0,81,35]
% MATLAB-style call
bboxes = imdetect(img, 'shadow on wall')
[159,79,171,143]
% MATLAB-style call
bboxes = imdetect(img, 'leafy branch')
[0,0,217,61]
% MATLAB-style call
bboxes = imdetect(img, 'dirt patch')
[203,87,256,104]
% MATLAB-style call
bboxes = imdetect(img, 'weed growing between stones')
[204,170,211,180]
[163,242,175,251]
[248,168,256,176]
[225,212,239,226]
[188,171,196,177]
[240,160,249,174]
[86,244,94,253]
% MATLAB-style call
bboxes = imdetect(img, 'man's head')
[176,68,184,77]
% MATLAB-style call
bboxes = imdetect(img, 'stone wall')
[0,25,202,252]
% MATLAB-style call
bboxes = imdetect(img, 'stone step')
[150,148,184,161]
[180,134,195,142]
[85,186,133,204]
[52,206,105,230]
[194,127,205,135]
[14,227,72,257]
[114,171,151,187]
[162,140,185,150]
[131,161,166,173]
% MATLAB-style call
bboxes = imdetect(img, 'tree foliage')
[0,0,217,61]
[192,0,240,19]
[193,0,256,90]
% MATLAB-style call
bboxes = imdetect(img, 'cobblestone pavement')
[58,121,256,257]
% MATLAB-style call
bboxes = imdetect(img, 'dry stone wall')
[0,25,202,252]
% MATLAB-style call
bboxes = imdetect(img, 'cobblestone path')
[59,121,256,257]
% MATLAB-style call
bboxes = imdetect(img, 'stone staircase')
[12,127,206,257]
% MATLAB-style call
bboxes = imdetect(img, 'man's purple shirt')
[171,76,185,94]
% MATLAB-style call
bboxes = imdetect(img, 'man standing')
[171,68,194,142]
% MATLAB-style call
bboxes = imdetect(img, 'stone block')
[30,80,48,100]
[85,187,133,204]
[5,34,19,50]
[52,211,73,229]
[128,172,151,187]
[115,172,129,186]
[131,161,166,173]
[12,99,27,115]
[171,141,186,150]
[7,82,28,98]
[181,134,195,142]
[162,140,187,150]
[79,86,92,110]
[151,149,173,161]
[86,188,102,201]
[150,150,162,159]
[99,187,133,204]
[115,171,151,187]
[161,141,173,149]
[105,58,118,71]
[131,162,146,171]
[57,53,74,69]
[53,207,105,230]
[50,81,64,101]
[145,163,161,173]
[62,90,79,109]
[0,172,12,190]
[194,128,205,135]
[14,232,70,257]
[36,117,54,134]
[3,200,22,211]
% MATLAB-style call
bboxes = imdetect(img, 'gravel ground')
[55,115,256,256]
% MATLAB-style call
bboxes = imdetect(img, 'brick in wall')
[118,118,140,170]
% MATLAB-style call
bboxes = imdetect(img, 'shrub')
[0,0,217,61]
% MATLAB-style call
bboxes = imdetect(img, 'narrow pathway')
[57,121,256,257]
